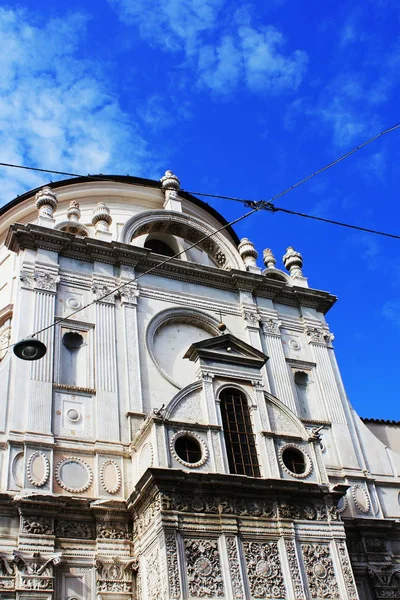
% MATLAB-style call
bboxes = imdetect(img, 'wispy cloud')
[0,8,155,203]
[109,0,307,96]
[382,300,400,327]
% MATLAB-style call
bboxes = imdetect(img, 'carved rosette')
[243,541,286,599]
[165,534,181,598]
[301,544,340,599]
[226,537,244,598]
[184,539,224,597]
[262,318,281,336]
[336,542,358,599]
[285,541,305,599]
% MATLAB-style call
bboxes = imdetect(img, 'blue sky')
[0,0,399,419]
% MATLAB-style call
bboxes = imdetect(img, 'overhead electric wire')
[1,120,400,354]
[3,205,261,352]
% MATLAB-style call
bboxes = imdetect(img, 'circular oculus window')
[279,445,312,478]
[170,431,208,468]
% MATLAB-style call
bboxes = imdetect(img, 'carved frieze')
[97,520,131,540]
[301,544,339,599]
[184,538,224,598]
[278,500,327,521]
[243,541,286,599]
[165,534,181,599]
[285,541,305,599]
[226,537,244,599]
[55,520,95,539]
[21,516,53,536]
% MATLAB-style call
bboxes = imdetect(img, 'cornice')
[6,223,337,314]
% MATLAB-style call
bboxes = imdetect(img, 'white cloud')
[109,0,307,96]
[382,301,400,327]
[0,8,155,204]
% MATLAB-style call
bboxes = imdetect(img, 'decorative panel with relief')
[52,391,93,439]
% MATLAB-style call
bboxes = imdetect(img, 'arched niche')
[120,210,243,270]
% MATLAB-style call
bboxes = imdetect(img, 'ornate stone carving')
[301,544,339,599]
[0,554,16,591]
[55,457,93,493]
[100,459,122,494]
[21,516,53,536]
[34,269,60,292]
[165,534,180,598]
[336,542,358,599]
[368,565,400,599]
[146,546,161,600]
[92,202,112,231]
[35,186,58,218]
[351,483,371,514]
[55,520,95,539]
[263,248,276,269]
[119,281,139,304]
[278,500,327,521]
[20,269,35,289]
[243,541,286,599]
[285,541,305,599]
[305,326,326,345]
[336,494,348,514]
[262,318,281,336]
[13,551,61,592]
[95,557,136,594]
[238,238,258,269]
[364,537,387,553]
[92,281,116,303]
[97,521,131,540]
[26,450,50,487]
[226,537,243,598]
[57,201,90,236]
[184,538,224,598]
[243,309,261,327]
[283,246,303,278]
[170,430,209,468]
[278,443,313,479]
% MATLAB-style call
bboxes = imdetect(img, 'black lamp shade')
[13,338,47,361]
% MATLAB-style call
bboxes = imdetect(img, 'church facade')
[0,172,398,600]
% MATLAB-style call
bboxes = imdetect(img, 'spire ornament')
[238,238,259,271]
[160,170,182,212]
[92,203,112,232]
[57,201,89,236]
[263,248,276,269]
[35,186,58,226]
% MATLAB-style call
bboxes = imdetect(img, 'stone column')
[92,276,119,441]
[242,305,271,392]
[119,278,142,414]
[261,317,297,414]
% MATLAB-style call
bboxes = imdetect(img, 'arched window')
[144,239,175,257]
[219,388,260,477]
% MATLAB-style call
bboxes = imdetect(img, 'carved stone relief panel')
[336,541,358,599]
[226,537,244,599]
[21,516,53,536]
[0,553,16,591]
[145,545,161,600]
[53,391,93,440]
[96,520,131,541]
[165,534,181,599]
[301,544,340,599]
[95,557,137,594]
[285,541,305,600]
[242,540,286,599]
[184,538,224,598]
[14,551,61,593]
[55,519,95,539]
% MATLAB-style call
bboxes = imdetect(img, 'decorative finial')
[263,248,276,269]
[67,201,81,222]
[160,170,180,191]
[238,238,258,269]
[35,186,58,219]
[160,170,182,212]
[283,246,303,278]
[92,202,112,232]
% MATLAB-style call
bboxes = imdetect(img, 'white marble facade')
[0,172,398,600]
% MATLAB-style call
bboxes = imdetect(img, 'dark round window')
[62,332,84,350]
[282,447,306,475]
[144,239,175,257]
[174,435,202,464]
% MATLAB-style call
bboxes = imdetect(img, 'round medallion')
[194,557,212,576]
[55,457,93,493]
[255,559,272,578]
[352,484,370,514]
[100,459,122,494]
[289,339,301,350]
[66,408,81,423]
[66,297,81,309]
[314,562,327,579]
[27,451,50,487]
[337,495,348,514]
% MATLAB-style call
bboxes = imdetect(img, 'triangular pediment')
[183,333,269,368]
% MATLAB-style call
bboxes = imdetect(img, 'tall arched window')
[219,388,260,477]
